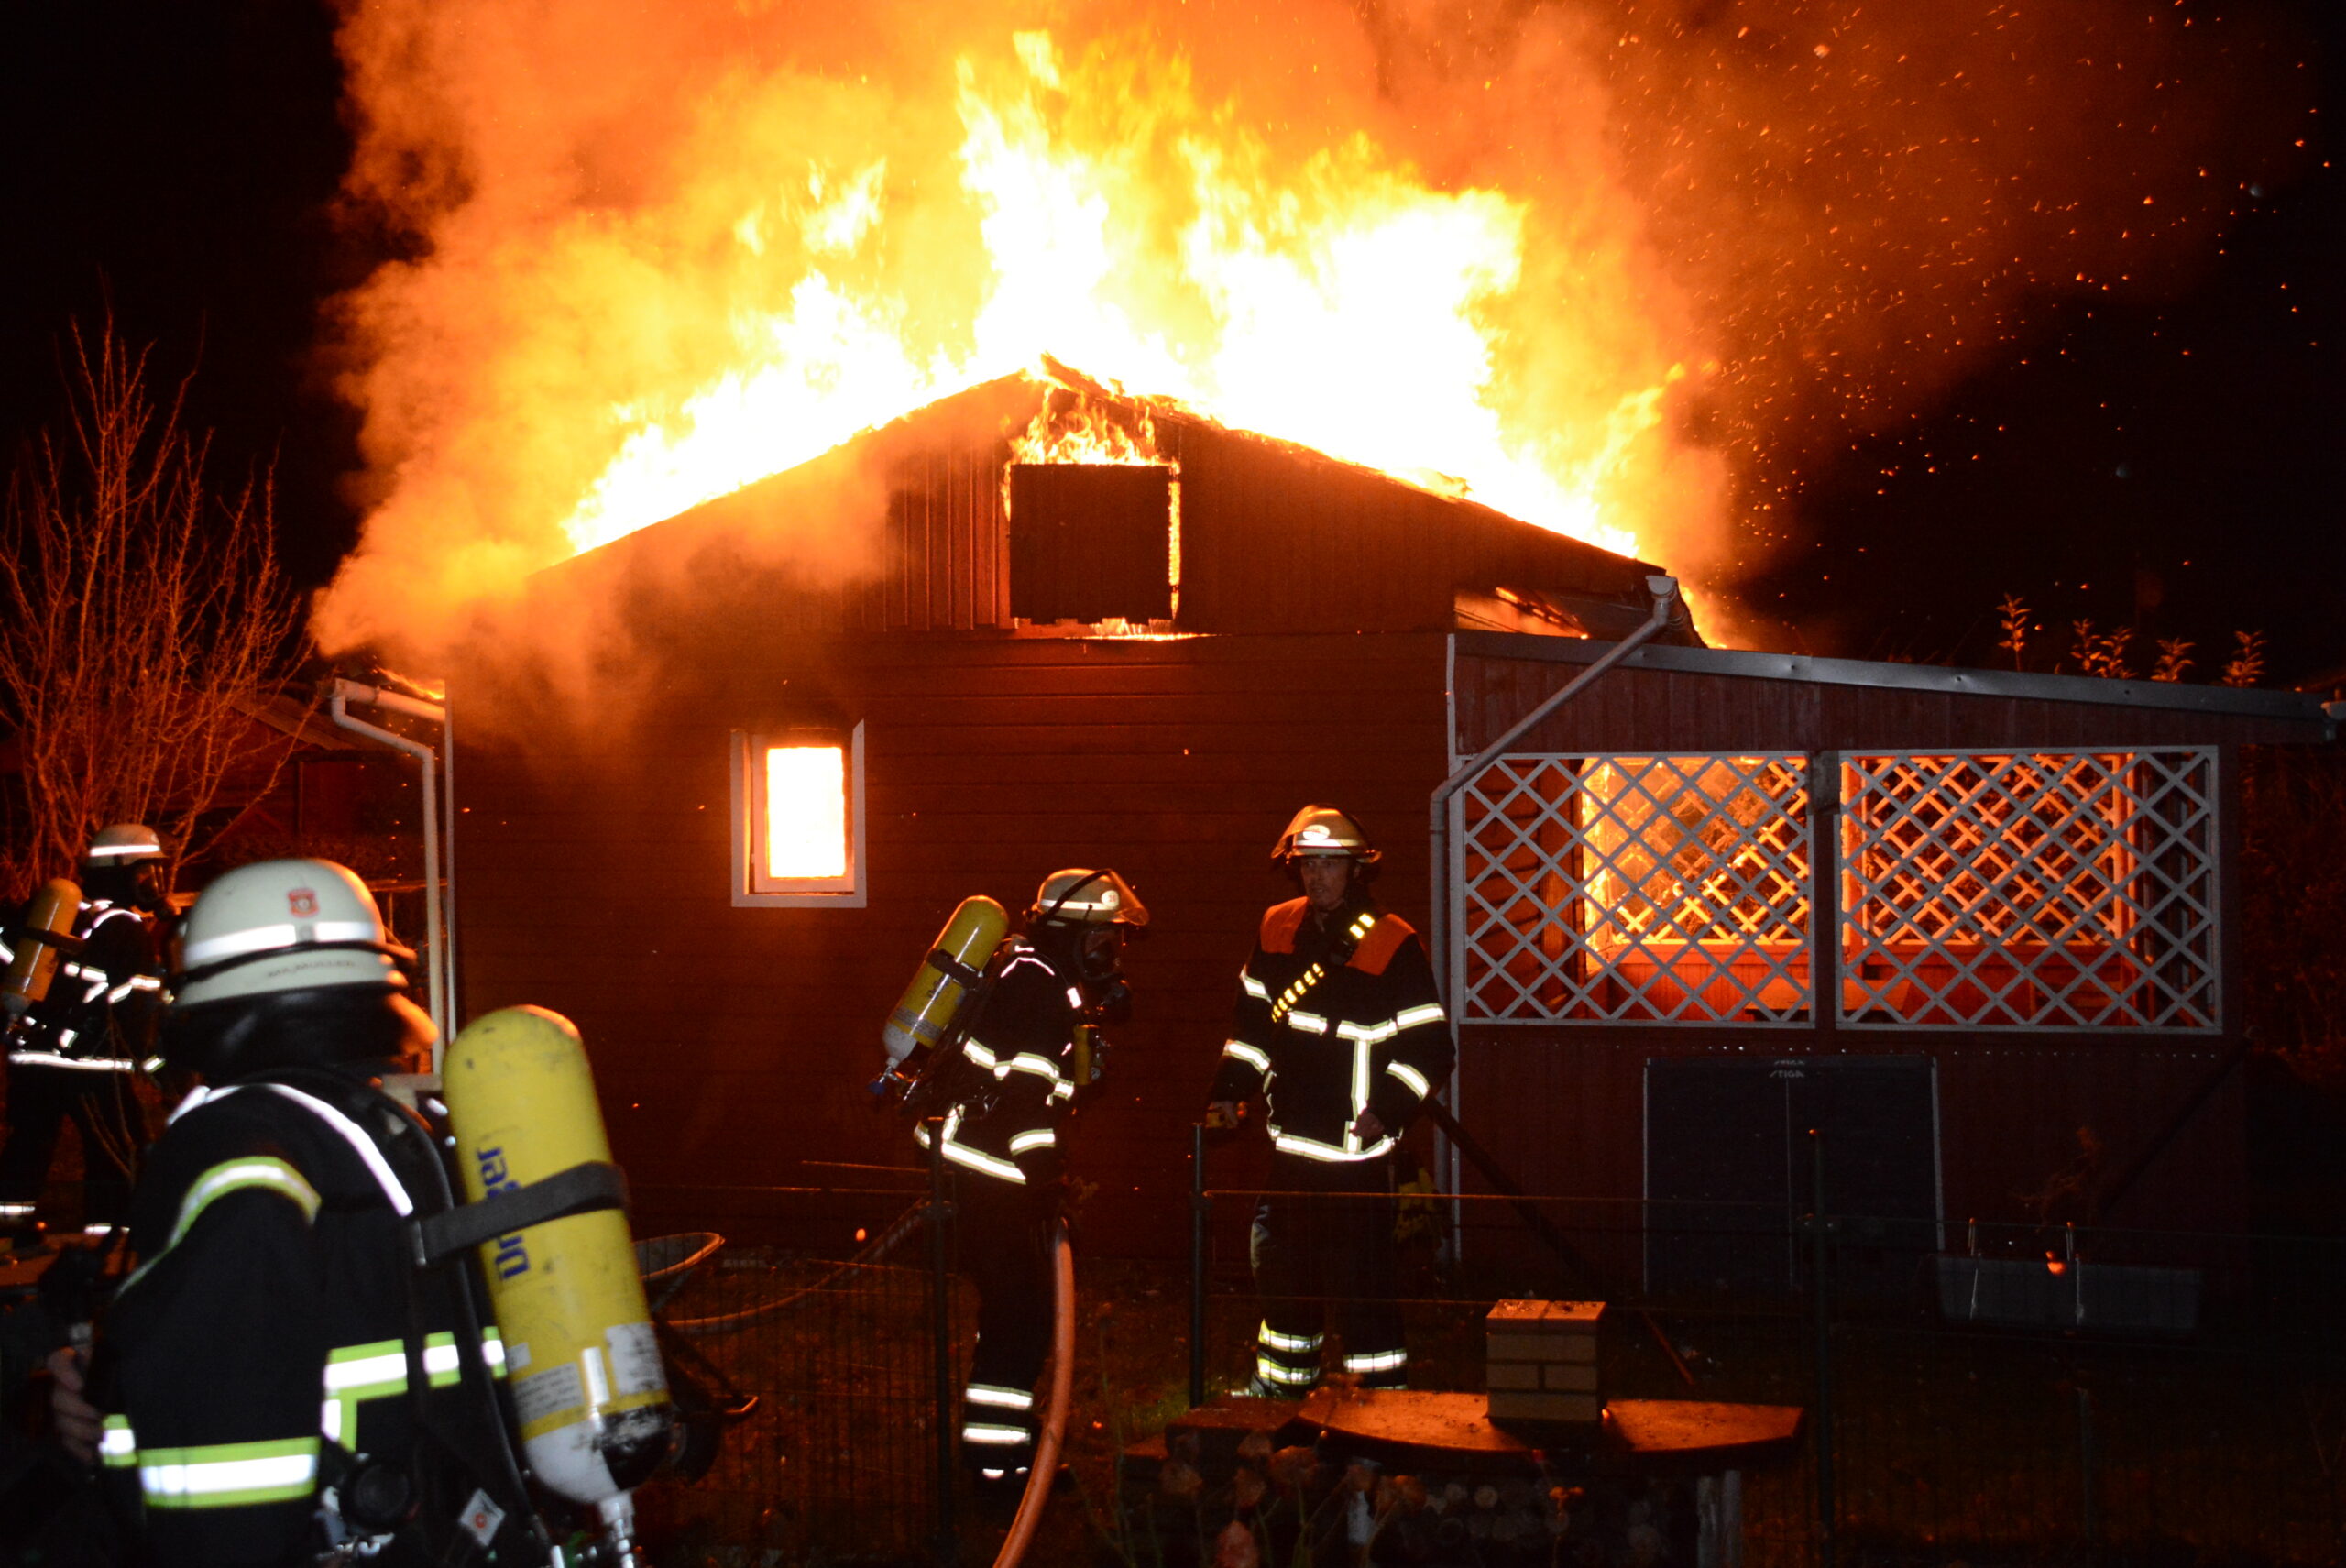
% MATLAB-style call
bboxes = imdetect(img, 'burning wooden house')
[446,368,1681,1243]
[445,367,2337,1275]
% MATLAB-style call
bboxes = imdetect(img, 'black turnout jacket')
[1208,896,1452,1163]
[93,1063,521,1566]
[915,937,1081,1186]
[5,898,163,1072]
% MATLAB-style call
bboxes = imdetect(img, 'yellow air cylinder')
[442,1006,671,1512]
[882,895,1008,1068]
[1,879,81,1020]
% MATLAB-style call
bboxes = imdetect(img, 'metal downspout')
[1426,575,1681,1230]
[327,680,451,1059]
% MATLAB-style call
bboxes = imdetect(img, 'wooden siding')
[453,632,1451,1252]
[1167,415,1658,635]
[1457,1031,2248,1246]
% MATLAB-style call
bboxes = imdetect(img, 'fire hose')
[993,1221,1074,1568]
[663,1201,927,1333]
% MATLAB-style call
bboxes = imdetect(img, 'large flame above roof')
[554,31,1664,562]
[314,0,2300,658]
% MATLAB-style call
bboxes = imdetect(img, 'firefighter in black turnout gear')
[1206,806,1452,1395]
[52,859,546,1566]
[914,868,1146,1485]
[0,824,170,1239]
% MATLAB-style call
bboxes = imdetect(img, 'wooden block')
[1487,1391,1603,1424]
[1485,1362,1541,1390]
[1485,1299,1551,1332]
[1486,1332,1598,1365]
[1540,1362,1599,1392]
[1485,1300,1606,1334]
[1547,1301,1606,1332]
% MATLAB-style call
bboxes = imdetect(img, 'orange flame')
[548,29,1648,557]
[1009,384,1167,469]
[314,0,2300,659]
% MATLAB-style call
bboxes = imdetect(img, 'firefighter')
[915,867,1146,1488]
[0,824,170,1241]
[1204,805,1452,1395]
[47,858,539,1566]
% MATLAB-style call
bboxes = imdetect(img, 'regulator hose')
[992,1222,1074,1568]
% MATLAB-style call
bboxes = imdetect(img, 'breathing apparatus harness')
[1266,905,1383,1026]
[123,1062,631,1564]
[891,905,1126,1125]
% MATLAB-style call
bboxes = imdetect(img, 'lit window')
[732,725,865,906]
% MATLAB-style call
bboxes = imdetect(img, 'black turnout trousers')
[953,1171,1056,1474]
[1249,1148,1408,1391]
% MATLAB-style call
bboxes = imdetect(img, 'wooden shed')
[445,370,1680,1248]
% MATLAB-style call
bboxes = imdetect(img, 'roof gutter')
[1424,575,1679,1220]
[327,680,455,1062]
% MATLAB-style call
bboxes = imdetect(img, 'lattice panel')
[1458,754,1813,1024]
[1839,749,2219,1030]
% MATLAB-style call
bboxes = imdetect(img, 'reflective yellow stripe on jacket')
[137,1437,321,1509]
[107,1326,508,1503]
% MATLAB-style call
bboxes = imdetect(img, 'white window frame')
[730,724,867,908]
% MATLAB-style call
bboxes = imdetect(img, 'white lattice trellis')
[1457,754,1813,1024]
[1838,749,2220,1030]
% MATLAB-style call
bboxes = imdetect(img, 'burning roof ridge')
[542,356,1654,582]
[1024,357,1639,565]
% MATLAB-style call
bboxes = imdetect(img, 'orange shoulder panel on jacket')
[1348,914,1417,976]
[1259,898,1310,954]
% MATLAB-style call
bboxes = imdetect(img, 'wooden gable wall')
[453,631,1451,1253]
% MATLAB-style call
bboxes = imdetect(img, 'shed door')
[1644,1055,1940,1297]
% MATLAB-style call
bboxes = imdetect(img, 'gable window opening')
[733,724,867,907]
[1005,460,1180,635]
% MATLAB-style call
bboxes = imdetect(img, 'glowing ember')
[765,745,848,880]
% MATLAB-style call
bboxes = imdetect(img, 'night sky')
[3,0,2339,681]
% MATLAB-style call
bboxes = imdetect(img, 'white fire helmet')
[172,859,414,1009]
[1029,868,1150,928]
[84,823,165,868]
[1271,805,1380,865]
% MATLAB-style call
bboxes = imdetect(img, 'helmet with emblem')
[1027,868,1150,928]
[164,858,433,1080]
[1270,804,1380,865]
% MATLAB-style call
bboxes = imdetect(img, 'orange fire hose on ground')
[993,1222,1074,1568]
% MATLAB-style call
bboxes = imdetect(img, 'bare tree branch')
[0,319,309,897]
